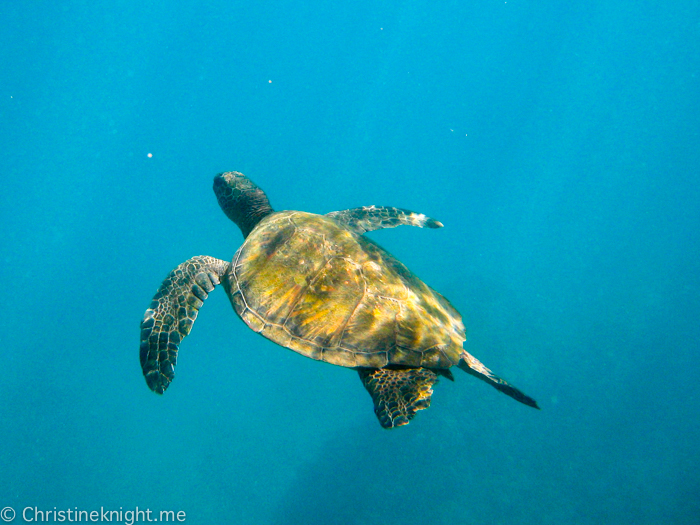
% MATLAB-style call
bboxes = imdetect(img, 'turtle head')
[214,171,274,238]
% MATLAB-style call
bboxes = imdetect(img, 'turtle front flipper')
[458,351,539,409]
[358,368,439,428]
[326,206,443,234]
[140,256,229,394]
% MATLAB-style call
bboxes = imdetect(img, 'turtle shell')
[224,211,466,369]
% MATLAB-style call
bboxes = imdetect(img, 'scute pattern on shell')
[225,211,466,369]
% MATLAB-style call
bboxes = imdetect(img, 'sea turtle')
[140,171,538,428]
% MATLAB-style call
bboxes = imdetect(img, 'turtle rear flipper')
[358,368,439,428]
[458,351,539,409]
[140,256,229,394]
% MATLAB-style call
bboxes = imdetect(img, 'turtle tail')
[458,350,539,409]
[140,256,229,393]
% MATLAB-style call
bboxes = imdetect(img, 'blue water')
[2,1,699,523]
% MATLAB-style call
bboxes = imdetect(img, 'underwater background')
[2,1,699,524]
